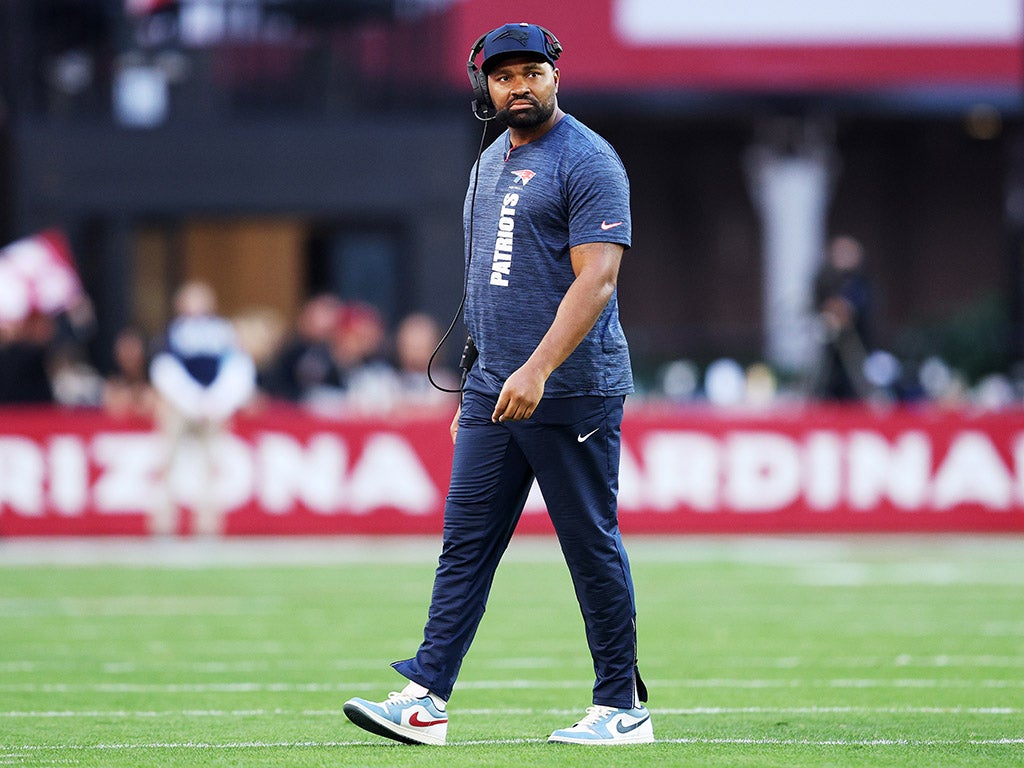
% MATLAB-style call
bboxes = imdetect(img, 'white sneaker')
[548,705,654,745]
[343,691,448,745]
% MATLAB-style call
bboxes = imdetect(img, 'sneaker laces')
[385,691,418,705]
[575,705,618,727]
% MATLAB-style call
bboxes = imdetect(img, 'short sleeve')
[566,151,631,250]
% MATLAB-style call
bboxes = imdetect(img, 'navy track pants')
[392,387,641,708]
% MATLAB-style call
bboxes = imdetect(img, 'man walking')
[344,22,651,746]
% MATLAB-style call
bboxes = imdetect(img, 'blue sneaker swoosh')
[615,714,650,734]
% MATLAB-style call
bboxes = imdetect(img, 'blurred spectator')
[331,301,389,372]
[810,234,873,401]
[0,287,98,406]
[659,359,700,402]
[103,326,157,419]
[264,292,343,402]
[862,349,901,403]
[704,357,747,407]
[973,372,1015,410]
[393,311,459,409]
[744,362,778,408]
[916,355,972,408]
[0,314,57,404]
[1010,362,1024,402]
[307,300,399,415]
[149,280,257,537]
[232,305,287,399]
[47,295,102,407]
[49,341,104,407]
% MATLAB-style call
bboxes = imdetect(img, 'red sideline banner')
[1,404,1023,536]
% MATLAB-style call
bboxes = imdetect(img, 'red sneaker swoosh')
[409,711,447,727]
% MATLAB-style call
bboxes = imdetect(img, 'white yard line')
[0,595,277,618]
[662,738,1024,746]
[0,737,1022,752]
[0,705,1017,719]
[0,536,447,567]
[2,535,1024,570]
[6,654,1024,674]
[1,678,1023,694]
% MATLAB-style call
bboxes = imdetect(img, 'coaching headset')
[467,23,562,121]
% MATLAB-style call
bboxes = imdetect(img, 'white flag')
[0,230,84,322]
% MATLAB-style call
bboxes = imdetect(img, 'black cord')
[427,118,491,393]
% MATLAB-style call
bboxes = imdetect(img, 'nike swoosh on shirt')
[577,428,600,443]
[600,220,624,230]
[615,714,651,734]
[409,711,447,727]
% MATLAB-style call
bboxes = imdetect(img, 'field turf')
[1,535,1022,767]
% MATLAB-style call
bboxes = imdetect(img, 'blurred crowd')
[652,353,1024,411]
[2,260,1023,419]
[652,235,1024,412]
[0,281,461,421]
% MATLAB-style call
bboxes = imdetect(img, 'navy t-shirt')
[463,114,633,398]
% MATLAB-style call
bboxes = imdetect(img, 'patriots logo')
[493,29,531,46]
[511,169,536,186]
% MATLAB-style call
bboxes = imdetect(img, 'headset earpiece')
[544,31,563,61]
[467,32,495,121]
[466,25,562,122]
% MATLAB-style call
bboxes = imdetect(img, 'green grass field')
[1,535,1022,767]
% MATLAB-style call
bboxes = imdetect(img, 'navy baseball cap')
[481,23,560,74]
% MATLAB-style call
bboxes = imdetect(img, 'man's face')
[486,57,559,130]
